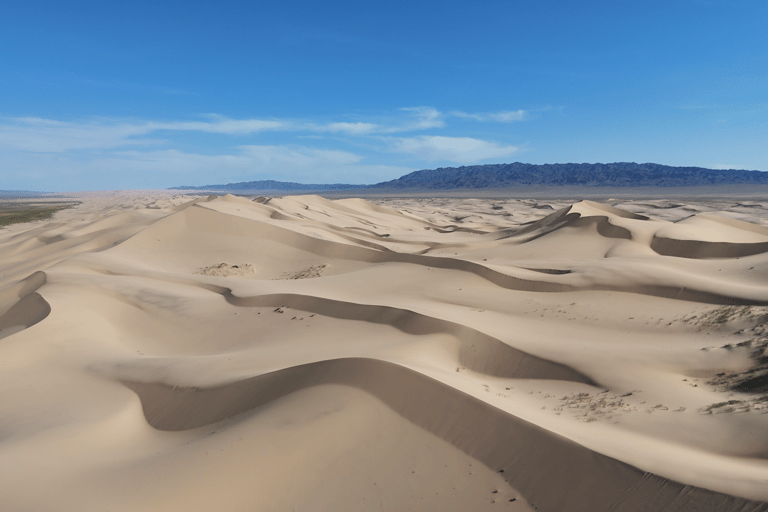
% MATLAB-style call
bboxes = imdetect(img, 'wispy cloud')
[308,122,379,134]
[237,145,362,168]
[387,135,519,163]
[0,107,525,189]
[101,145,363,177]
[451,109,526,122]
[0,118,160,152]
[306,107,445,134]
[0,107,456,152]
[388,107,444,131]
[150,116,289,134]
[2,144,405,190]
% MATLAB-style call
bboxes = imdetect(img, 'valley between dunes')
[2,191,768,511]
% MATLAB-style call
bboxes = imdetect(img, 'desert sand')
[1,190,768,511]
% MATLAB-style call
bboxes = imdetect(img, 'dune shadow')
[651,236,768,259]
[222,291,594,382]
[0,271,50,340]
[123,357,768,512]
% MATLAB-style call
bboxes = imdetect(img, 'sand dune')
[1,192,768,511]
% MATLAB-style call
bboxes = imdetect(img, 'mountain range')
[169,162,768,192]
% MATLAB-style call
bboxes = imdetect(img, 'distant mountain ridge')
[168,180,367,191]
[170,162,768,192]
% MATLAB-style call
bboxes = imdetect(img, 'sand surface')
[2,190,768,511]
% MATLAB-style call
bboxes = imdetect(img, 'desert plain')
[1,190,768,511]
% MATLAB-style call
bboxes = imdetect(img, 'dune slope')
[1,192,768,511]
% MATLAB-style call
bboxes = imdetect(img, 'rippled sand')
[1,191,768,511]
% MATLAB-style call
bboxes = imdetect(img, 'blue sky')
[1,0,766,191]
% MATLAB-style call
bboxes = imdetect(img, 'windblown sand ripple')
[1,192,768,511]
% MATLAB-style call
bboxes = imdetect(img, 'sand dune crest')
[1,193,768,510]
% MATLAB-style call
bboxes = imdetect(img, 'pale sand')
[1,190,768,511]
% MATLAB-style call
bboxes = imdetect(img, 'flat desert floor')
[2,191,768,511]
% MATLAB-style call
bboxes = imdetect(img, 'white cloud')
[237,145,362,169]
[0,116,292,152]
[306,107,444,134]
[1,143,398,190]
[489,110,526,122]
[150,116,289,134]
[0,117,319,153]
[389,107,444,131]
[0,109,526,189]
[89,145,363,182]
[0,118,157,152]
[387,135,518,163]
[305,121,379,134]
[452,109,526,122]
[98,149,253,174]
[0,108,451,154]
[151,107,444,136]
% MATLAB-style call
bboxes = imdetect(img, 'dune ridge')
[123,358,765,512]
[1,191,768,511]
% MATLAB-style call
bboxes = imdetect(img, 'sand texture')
[2,191,768,511]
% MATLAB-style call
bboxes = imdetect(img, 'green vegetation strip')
[0,205,74,227]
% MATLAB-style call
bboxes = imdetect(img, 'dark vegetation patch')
[0,202,78,227]
[689,306,768,413]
